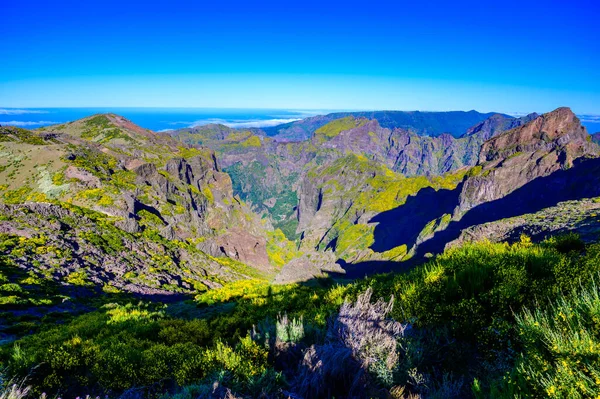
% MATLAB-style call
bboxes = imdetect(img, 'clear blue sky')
[1,0,599,114]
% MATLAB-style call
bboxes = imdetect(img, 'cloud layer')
[0,109,49,115]
[0,120,59,126]
[579,115,600,123]
[167,118,301,129]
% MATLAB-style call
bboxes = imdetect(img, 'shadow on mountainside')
[336,156,600,279]
[368,184,463,253]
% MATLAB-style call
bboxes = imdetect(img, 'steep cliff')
[0,116,281,294]
[458,108,596,214]
[170,112,531,242]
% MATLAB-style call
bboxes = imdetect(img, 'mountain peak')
[37,113,183,159]
[478,107,587,163]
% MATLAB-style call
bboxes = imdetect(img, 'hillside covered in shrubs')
[2,234,600,398]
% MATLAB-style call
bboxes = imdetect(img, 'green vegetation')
[241,135,261,147]
[314,116,367,140]
[266,229,300,267]
[0,259,61,311]
[3,234,600,397]
[64,145,117,178]
[3,109,600,398]
[225,161,299,240]
[310,154,468,260]
[81,115,133,143]
[509,281,600,397]
[0,126,57,146]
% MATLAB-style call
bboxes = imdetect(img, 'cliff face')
[263,110,506,141]
[175,112,533,184]
[170,113,530,243]
[4,107,597,287]
[0,116,278,294]
[141,107,600,283]
[303,115,534,177]
[462,113,539,140]
[288,107,600,279]
[458,108,597,215]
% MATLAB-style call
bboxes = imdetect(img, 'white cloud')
[0,109,49,115]
[579,115,600,123]
[0,120,59,126]
[188,118,301,129]
[167,121,195,126]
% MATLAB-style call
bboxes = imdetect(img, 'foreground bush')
[508,281,600,398]
[2,235,600,397]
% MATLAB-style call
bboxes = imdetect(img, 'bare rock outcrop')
[457,108,598,215]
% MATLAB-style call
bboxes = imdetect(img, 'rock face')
[291,107,600,275]
[462,113,539,140]
[459,108,596,214]
[402,108,600,260]
[170,112,531,242]
[216,229,271,271]
[316,114,533,176]
[5,107,597,288]
[0,203,242,295]
[262,110,507,141]
[446,198,600,250]
[0,115,278,293]
[170,108,600,278]
[479,107,584,163]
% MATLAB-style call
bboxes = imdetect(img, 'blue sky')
[1,0,599,114]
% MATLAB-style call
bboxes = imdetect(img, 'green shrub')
[506,280,600,397]
[275,313,304,343]
[3,234,600,398]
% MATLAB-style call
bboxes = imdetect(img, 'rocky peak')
[457,107,598,215]
[104,113,156,138]
[478,107,587,163]
[462,112,538,141]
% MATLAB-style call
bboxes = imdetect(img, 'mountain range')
[1,107,598,288]
[2,106,600,398]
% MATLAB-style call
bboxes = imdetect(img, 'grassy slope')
[0,120,289,294]
[300,153,468,262]
[2,234,600,398]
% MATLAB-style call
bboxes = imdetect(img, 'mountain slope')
[263,110,510,141]
[1,116,285,295]
[269,107,600,281]
[371,107,600,264]
[170,112,535,243]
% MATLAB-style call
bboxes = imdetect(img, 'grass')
[314,116,367,140]
[307,154,468,260]
[2,234,600,397]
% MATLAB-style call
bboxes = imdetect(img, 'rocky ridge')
[170,112,535,242]
[3,107,598,287]
[287,108,600,281]
[1,116,289,294]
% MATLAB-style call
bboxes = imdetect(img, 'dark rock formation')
[461,108,596,213]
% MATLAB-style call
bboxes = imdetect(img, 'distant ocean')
[1,108,599,134]
[0,108,327,132]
